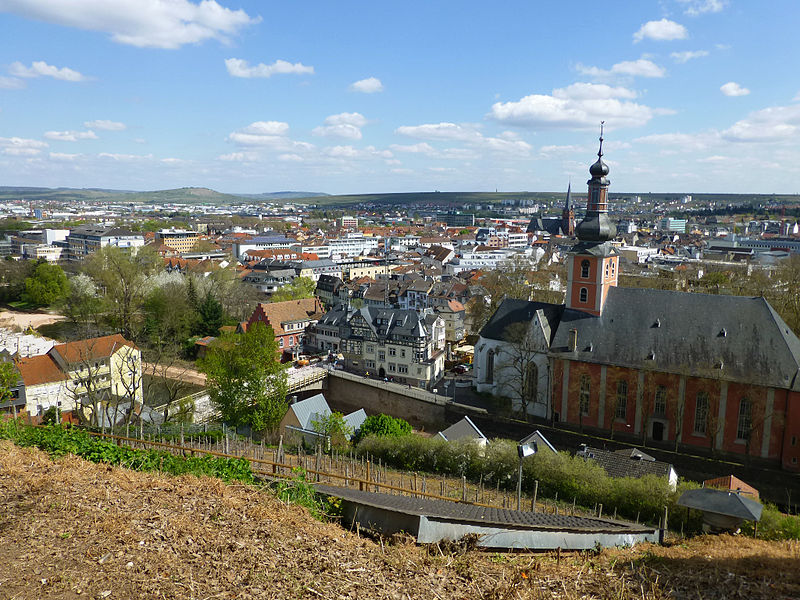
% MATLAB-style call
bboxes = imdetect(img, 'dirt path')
[1,440,799,599]
[143,362,206,386]
[0,309,66,330]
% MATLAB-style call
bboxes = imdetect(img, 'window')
[604,263,609,277]
[389,347,396,357]
[401,349,406,358]
[579,288,588,303]
[366,344,374,354]
[579,374,590,416]
[486,349,495,384]
[288,336,294,346]
[365,360,375,369]
[654,386,667,417]
[615,380,628,419]
[378,351,385,361]
[694,391,709,434]
[737,397,752,441]
[611,261,616,274]
[580,260,590,278]
[279,338,284,348]
[524,363,538,403]
[389,363,396,372]
[398,365,408,374]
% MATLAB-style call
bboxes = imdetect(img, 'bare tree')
[499,322,545,420]
[142,344,195,423]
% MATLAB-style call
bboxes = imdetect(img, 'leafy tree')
[143,282,195,347]
[353,413,411,444]
[196,291,225,336]
[198,322,288,433]
[83,246,161,340]
[63,273,103,335]
[23,262,69,307]
[311,411,353,452]
[270,277,317,303]
[0,361,19,414]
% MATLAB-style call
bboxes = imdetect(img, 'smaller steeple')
[575,122,613,243]
[561,181,575,236]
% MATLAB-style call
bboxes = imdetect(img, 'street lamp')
[516,441,538,511]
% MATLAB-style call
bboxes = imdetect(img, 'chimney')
[290,395,298,405]
[568,329,578,352]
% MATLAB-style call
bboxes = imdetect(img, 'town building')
[473,131,800,471]
[435,211,475,227]
[9,334,142,424]
[340,215,359,229]
[154,228,199,252]
[246,298,326,358]
[66,226,145,260]
[308,306,446,389]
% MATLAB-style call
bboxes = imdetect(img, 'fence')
[80,427,590,516]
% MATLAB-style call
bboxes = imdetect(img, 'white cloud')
[390,142,437,154]
[633,19,688,43]
[98,152,153,161]
[349,77,383,93]
[0,0,260,49]
[678,0,727,16]
[0,136,48,156]
[84,119,125,131]
[395,122,531,154]
[490,82,664,129]
[49,152,80,160]
[634,131,720,151]
[278,153,304,162]
[720,81,750,97]
[224,58,314,79]
[670,50,709,63]
[0,76,24,89]
[43,130,98,141]
[577,58,666,79]
[226,121,315,155]
[218,151,257,162]
[553,82,638,100]
[722,104,800,142]
[312,112,367,140]
[9,60,87,81]
[324,145,360,158]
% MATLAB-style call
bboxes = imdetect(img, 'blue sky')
[0,0,799,195]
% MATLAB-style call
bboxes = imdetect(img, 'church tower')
[566,124,619,316]
[561,182,575,236]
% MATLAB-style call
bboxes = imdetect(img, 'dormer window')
[580,260,590,278]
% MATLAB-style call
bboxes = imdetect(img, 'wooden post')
[598,504,603,519]
[532,480,539,513]
[462,476,467,502]
[366,460,371,492]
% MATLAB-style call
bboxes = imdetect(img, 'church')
[474,130,800,471]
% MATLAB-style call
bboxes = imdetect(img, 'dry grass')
[1,440,798,599]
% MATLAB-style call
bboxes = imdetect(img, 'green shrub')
[352,414,412,444]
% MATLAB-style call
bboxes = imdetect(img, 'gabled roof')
[518,430,557,453]
[480,298,564,346]
[51,334,136,365]
[250,298,325,335]
[15,354,68,387]
[437,416,486,443]
[287,393,329,430]
[550,286,800,391]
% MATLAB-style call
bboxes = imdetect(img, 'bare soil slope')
[1,441,798,599]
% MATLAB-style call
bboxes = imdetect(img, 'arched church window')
[579,288,588,303]
[580,260,590,278]
[486,349,495,384]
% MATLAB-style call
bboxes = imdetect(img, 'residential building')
[246,298,326,357]
[279,392,366,446]
[10,334,142,424]
[335,306,445,389]
[233,235,296,260]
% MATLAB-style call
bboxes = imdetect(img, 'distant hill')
[0,186,326,205]
[238,191,330,200]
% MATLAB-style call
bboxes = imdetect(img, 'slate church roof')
[549,286,800,391]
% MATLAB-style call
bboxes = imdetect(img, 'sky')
[0,0,799,196]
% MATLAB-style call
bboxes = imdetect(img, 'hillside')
[1,441,797,599]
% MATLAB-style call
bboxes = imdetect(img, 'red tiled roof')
[15,354,68,387]
[52,334,136,364]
